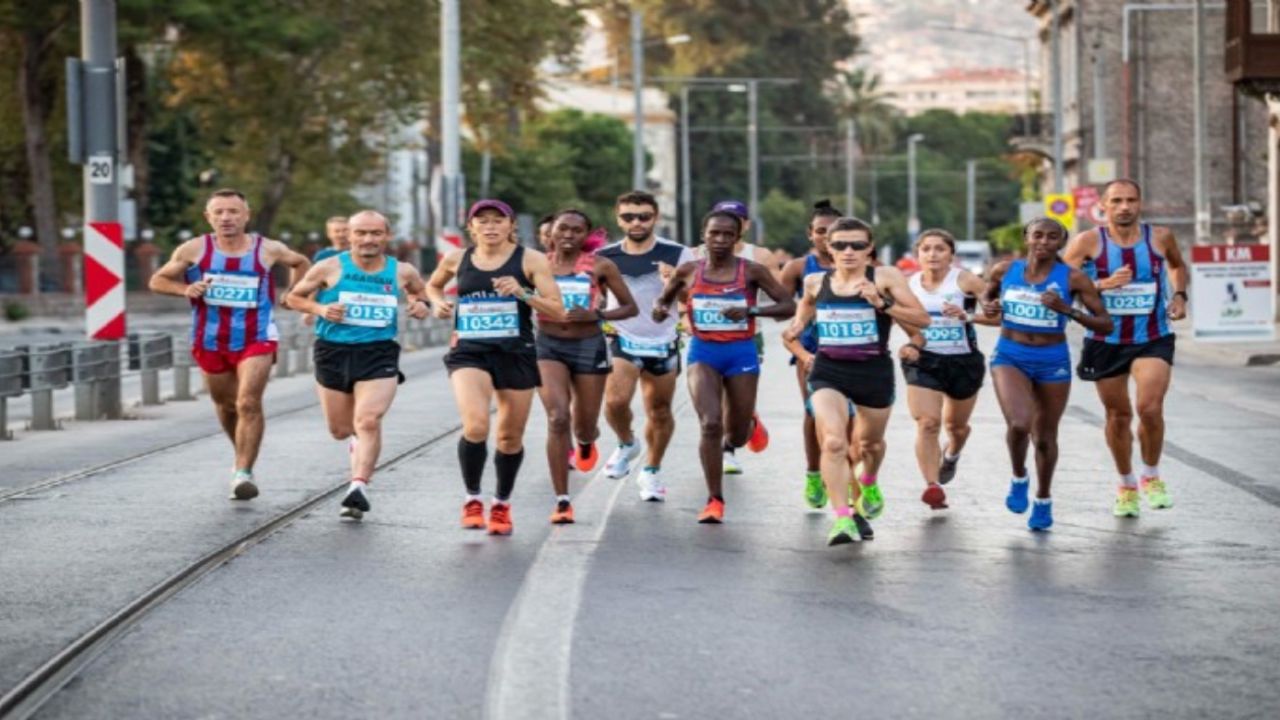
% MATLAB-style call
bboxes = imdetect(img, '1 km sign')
[1190,244,1274,342]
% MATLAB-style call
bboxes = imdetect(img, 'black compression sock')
[458,438,488,495]
[494,448,524,501]
[577,442,592,459]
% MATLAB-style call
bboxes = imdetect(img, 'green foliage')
[758,190,809,256]
[3,299,29,322]
[989,221,1025,256]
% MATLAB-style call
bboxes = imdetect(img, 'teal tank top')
[316,253,400,344]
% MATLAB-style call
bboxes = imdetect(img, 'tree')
[758,189,809,255]
[829,66,899,156]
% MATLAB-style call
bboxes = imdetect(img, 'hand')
[1039,289,1072,315]
[321,304,346,323]
[1168,295,1187,321]
[898,343,921,363]
[302,314,317,327]
[781,322,802,343]
[407,299,430,320]
[432,300,455,320]
[1102,266,1133,289]
[940,302,967,321]
[855,280,882,307]
[651,303,671,323]
[981,297,1001,317]
[721,306,749,321]
[185,278,211,299]
[656,261,675,281]
[565,308,600,323]
[491,276,524,297]
[796,351,815,374]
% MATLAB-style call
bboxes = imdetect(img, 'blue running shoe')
[1005,478,1030,514]
[1028,499,1053,531]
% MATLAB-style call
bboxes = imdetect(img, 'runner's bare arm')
[957,269,1001,326]
[148,239,206,298]
[426,250,463,319]
[1062,230,1099,271]
[781,274,819,349]
[398,263,431,320]
[980,261,1010,317]
[779,257,805,297]
[1156,227,1189,319]
[262,239,311,304]
[749,261,796,319]
[875,266,931,327]
[752,244,782,280]
[1062,268,1113,335]
[596,257,639,322]
[285,259,341,319]
[515,249,565,321]
[653,262,695,322]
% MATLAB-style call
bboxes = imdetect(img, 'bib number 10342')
[456,298,519,339]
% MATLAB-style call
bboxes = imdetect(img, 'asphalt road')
[4,325,1279,719]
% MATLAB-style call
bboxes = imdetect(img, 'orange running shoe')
[575,443,600,473]
[550,499,575,524]
[697,497,725,524]
[488,502,514,535]
[921,483,948,510]
[461,499,486,529]
[746,413,769,453]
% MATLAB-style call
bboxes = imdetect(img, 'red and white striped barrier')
[84,221,126,340]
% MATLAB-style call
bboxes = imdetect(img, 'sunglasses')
[829,240,872,252]
[619,212,655,223]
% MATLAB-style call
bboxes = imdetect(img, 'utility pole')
[441,0,462,234]
[680,85,693,246]
[1050,0,1065,192]
[908,134,925,244]
[1193,0,1211,243]
[631,9,645,189]
[747,79,760,241]
[845,119,857,215]
[1092,36,1108,161]
[966,159,977,240]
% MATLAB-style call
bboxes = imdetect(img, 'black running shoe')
[853,513,874,541]
[939,455,959,485]
[341,483,371,513]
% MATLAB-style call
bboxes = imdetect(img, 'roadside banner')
[1190,244,1275,342]
[1044,193,1075,230]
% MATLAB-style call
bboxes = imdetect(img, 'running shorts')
[808,353,895,409]
[445,343,540,390]
[192,340,277,375]
[536,333,612,375]
[686,336,760,378]
[314,339,403,394]
[902,350,986,400]
[990,337,1072,384]
[610,335,681,376]
[1076,334,1175,381]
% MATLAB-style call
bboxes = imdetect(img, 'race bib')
[619,335,670,358]
[816,304,878,346]
[1001,287,1060,328]
[923,315,969,354]
[456,297,519,339]
[690,294,748,332]
[204,272,259,308]
[556,276,592,311]
[1102,281,1158,316]
[338,291,396,328]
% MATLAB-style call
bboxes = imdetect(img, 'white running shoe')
[230,470,259,501]
[636,468,666,502]
[604,442,642,479]
[722,450,743,475]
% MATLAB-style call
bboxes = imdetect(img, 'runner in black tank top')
[427,199,565,537]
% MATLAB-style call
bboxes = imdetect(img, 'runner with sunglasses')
[599,191,695,501]
[783,218,930,545]
[653,210,794,523]
[778,199,843,509]
[981,218,1112,531]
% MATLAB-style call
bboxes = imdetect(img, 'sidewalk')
[1171,319,1280,367]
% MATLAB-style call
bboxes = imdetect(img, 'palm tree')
[828,67,899,156]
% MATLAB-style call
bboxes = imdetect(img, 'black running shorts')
[314,339,404,394]
[902,350,986,400]
[444,343,541,390]
[1077,334,1175,381]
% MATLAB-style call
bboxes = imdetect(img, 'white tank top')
[909,268,976,355]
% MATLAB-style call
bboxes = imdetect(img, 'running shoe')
[340,482,370,519]
[461,499,486,529]
[723,450,744,475]
[575,443,600,473]
[697,497,725,524]
[804,472,827,509]
[921,483,948,510]
[1006,479,1030,514]
[827,516,859,546]
[550,500,575,524]
[746,413,770,452]
[938,454,959,485]
[856,480,885,520]
[604,442,642,478]
[1028,499,1053,531]
[1140,476,1173,509]
[637,468,667,502]
[488,502,514,535]
[1113,486,1141,518]
[853,512,875,541]
[230,470,259,501]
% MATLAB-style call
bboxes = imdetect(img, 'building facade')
[889,68,1031,117]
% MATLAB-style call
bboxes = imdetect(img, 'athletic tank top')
[453,245,535,350]
[814,267,892,361]
[686,258,756,342]
[909,268,978,355]
[185,234,277,351]
[315,254,399,344]
[1091,224,1171,345]
[1000,259,1073,335]
[537,252,599,325]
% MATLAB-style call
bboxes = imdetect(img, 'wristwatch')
[1173,290,1188,302]
[748,306,761,317]
[878,293,896,311]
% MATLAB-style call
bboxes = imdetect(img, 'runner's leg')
[908,385,945,484]
[1094,374,1135,477]
[688,364,727,498]
[232,353,273,472]
[538,360,574,496]
[350,377,398,481]
[640,370,679,468]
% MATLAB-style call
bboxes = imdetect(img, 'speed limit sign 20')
[87,155,114,185]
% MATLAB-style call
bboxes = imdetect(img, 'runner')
[313,216,350,262]
[536,209,638,524]
[148,188,311,500]
[778,199,842,508]
[981,218,1112,531]
[652,210,794,523]
[782,217,931,545]
[537,213,557,253]
[598,191,695,501]
[1063,180,1187,517]
[898,228,999,510]
[285,210,430,519]
[426,199,564,536]
[697,199,780,475]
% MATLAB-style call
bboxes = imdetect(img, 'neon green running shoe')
[1113,486,1140,518]
[827,516,859,546]
[1141,476,1173,509]
[855,481,885,520]
[804,472,827,509]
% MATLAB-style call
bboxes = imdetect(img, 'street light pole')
[1050,0,1065,192]
[908,133,925,243]
[966,159,977,240]
[441,0,461,232]
[680,85,693,246]
[747,79,759,242]
[631,9,645,190]
[1193,0,1210,243]
[846,118,857,215]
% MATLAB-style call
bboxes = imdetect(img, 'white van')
[954,240,993,277]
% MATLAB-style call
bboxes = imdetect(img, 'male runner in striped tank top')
[1063,179,1188,517]
[149,188,311,501]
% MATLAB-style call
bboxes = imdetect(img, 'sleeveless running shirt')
[686,258,756,342]
[315,254,399,344]
[185,234,278,351]
[1000,259,1073,335]
[909,267,978,355]
[597,237,692,356]
[814,267,892,361]
[453,245,535,350]
[1091,224,1171,345]
[538,251,599,324]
